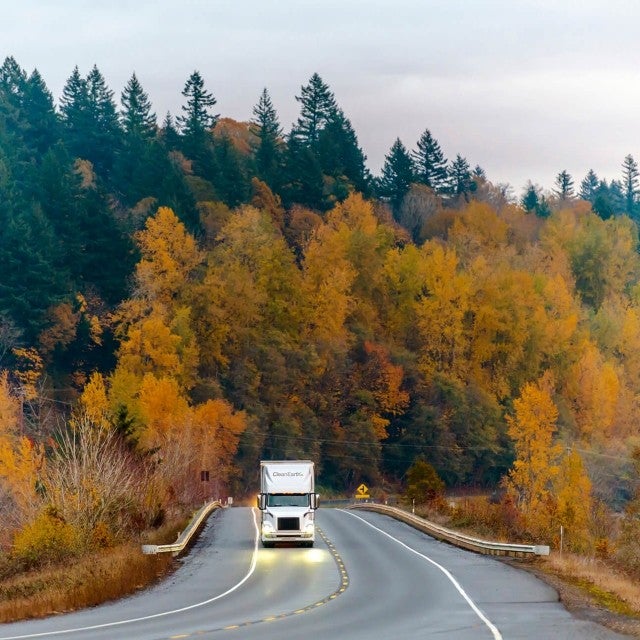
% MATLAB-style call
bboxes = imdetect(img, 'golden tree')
[504,373,562,538]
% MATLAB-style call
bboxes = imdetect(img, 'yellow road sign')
[355,483,370,499]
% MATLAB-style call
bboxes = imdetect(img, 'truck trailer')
[257,460,319,547]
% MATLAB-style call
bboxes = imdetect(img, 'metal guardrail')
[349,502,550,558]
[141,500,224,556]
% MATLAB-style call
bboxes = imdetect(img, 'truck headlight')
[262,521,275,533]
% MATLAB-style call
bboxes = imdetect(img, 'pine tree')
[120,72,156,140]
[622,154,639,219]
[579,169,599,202]
[378,138,414,215]
[554,170,574,201]
[0,56,27,111]
[412,128,448,193]
[317,107,370,195]
[60,65,121,175]
[251,88,282,190]
[292,73,336,149]
[521,182,539,213]
[22,69,59,155]
[449,154,472,198]
[178,70,218,140]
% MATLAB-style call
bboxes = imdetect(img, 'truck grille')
[277,517,299,531]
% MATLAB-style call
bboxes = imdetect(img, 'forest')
[1,55,640,565]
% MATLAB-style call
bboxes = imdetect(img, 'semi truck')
[257,460,319,547]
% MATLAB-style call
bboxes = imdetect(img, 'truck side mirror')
[257,494,267,510]
[310,493,320,510]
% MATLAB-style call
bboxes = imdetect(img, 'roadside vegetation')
[3,54,640,626]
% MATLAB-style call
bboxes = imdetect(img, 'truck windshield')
[267,494,309,507]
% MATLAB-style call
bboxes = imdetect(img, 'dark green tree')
[251,87,283,190]
[178,70,218,149]
[60,65,121,175]
[291,73,337,150]
[213,134,250,207]
[579,169,599,202]
[412,128,448,193]
[120,72,156,140]
[521,182,539,213]
[554,170,574,201]
[22,69,60,154]
[622,154,639,219]
[317,107,370,197]
[449,154,472,199]
[378,138,414,215]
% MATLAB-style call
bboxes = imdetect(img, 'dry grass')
[541,552,640,618]
[0,544,174,623]
[0,519,186,624]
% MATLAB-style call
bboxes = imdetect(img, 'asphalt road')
[0,507,629,640]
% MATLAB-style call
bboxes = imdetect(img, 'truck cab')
[257,460,319,547]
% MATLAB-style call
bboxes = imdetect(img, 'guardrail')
[141,499,224,556]
[349,502,549,558]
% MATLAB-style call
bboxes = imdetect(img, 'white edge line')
[0,508,260,640]
[340,509,503,640]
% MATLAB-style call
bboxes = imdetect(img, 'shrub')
[404,459,445,505]
[12,510,80,569]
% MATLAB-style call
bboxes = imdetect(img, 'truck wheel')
[303,541,314,548]
[262,541,274,548]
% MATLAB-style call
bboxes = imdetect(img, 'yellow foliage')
[565,341,619,441]
[192,399,247,475]
[553,449,592,552]
[11,347,43,400]
[12,511,80,567]
[137,374,190,449]
[134,206,203,305]
[416,242,470,381]
[505,373,563,536]
[77,372,110,429]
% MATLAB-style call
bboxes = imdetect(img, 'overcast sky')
[4,0,640,194]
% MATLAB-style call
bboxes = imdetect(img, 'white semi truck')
[257,460,319,547]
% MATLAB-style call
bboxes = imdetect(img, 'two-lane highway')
[0,507,629,640]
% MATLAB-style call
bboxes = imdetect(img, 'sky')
[3,0,640,195]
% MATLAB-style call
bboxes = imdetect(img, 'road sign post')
[355,483,370,500]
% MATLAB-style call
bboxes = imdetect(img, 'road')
[0,507,629,640]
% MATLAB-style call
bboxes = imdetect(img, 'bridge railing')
[141,500,224,556]
[349,502,549,558]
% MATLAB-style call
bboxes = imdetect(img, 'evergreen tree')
[0,56,27,111]
[291,73,337,149]
[22,69,59,155]
[521,182,539,213]
[622,154,639,219]
[378,138,414,215]
[60,65,121,175]
[213,134,250,207]
[579,169,599,202]
[554,170,574,201]
[412,128,448,193]
[282,134,325,210]
[449,154,472,198]
[251,88,283,190]
[120,72,156,140]
[85,65,121,173]
[0,203,69,341]
[160,111,180,150]
[317,107,370,196]
[178,70,218,142]
[59,66,89,152]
